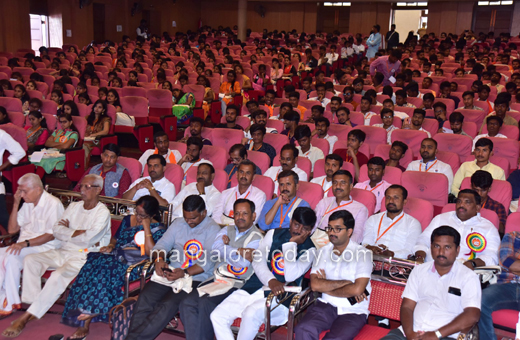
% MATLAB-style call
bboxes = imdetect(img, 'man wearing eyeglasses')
[3,174,111,337]
[294,210,372,340]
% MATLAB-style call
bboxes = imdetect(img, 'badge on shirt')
[228,210,234,218]
[271,252,285,275]
[112,182,119,188]
[227,265,247,277]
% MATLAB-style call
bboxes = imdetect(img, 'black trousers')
[179,288,236,340]
[126,280,200,340]
[0,194,9,231]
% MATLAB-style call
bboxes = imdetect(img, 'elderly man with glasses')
[3,174,112,338]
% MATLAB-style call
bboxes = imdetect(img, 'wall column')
[238,0,247,41]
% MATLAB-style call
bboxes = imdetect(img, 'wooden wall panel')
[0,0,32,52]
[427,2,474,36]
[349,2,390,37]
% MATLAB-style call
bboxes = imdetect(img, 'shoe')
[49,335,64,340]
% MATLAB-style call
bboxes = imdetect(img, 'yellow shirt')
[452,160,506,195]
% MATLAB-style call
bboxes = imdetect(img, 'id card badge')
[389,76,396,84]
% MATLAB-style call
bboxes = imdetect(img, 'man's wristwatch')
[25,240,30,247]
[470,260,477,268]
[435,330,442,338]
[183,268,190,276]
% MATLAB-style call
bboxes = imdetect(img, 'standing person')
[386,24,400,49]
[369,49,402,86]
[366,25,382,59]
[136,19,149,39]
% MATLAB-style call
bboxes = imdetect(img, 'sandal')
[2,321,25,338]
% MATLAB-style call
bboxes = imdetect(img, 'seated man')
[385,141,407,172]
[179,117,212,145]
[178,137,213,182]
[312,117,338,154]
[328,97,342,121]
[311,154,343,198]
[446,111,472,137]
[335,107,355,127]
[452,138,505,195]
[295,125,325,176]
[406,138,453,194]
[314,170,368,244]
[481,96,519,131]
[438,80,461,108]
[354,157,391,213]
[244,110,277,139]
[471,170,507,236]
[477,85,494,113]
[170,163,221,219]
[0,174,63,317]
[373,108,398,144]
[295,210,372,340]
[214,160,266,225]
[402,109,432,138]
[244,100,259,116]
[3,174,111,337]
[280,111,300,144]
[74,143,131,198]
[288,91,307,119]
[263,90,277,117]
[382,99,410,120]
[395,89,416,108]
[245,124,277,166]
[459,90,484,111]
[362,185,422,259]
[216,104,244,130]
[420,92,435,110]
[125,195,220,340]
[123,155,176,206]
[472,115,506,151]
[264,144,308,194]
[309,82,331,108]
[359,96,377,125]
[258,170,310,230]
[211,207,317,340]
[224,144,262,188]
[138,131,182,174]
[433,102,448,133]
[381,226,481,340]
[180,198,263,340]
[306,105,325,124]
[413,189,500,267]
[333,130,369,181]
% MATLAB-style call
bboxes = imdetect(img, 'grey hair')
[17,173,43,189]
[84,174,104,188]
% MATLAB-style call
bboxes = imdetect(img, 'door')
[473,5,513,35]
[317,5,350,34]
[93,3,105,43]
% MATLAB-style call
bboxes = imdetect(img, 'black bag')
[108,296,138,340]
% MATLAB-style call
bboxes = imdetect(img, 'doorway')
[393,10,423,43]
[317,3,351,34]
[29,14,49,55]
[473,4,513,35]
[93,3,106,43]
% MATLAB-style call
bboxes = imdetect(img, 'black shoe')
[49,335,64,340]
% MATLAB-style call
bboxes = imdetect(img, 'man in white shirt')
[0,128,26,229]
[360,96,377,125]
[312,117,338,154]
[295,209,372,340]
[402,109,432,138]
[363,185,422,259]
[472,115,507,152]
[309,83,331,108]
[211,207,317,340]
[311,154,343,199]
[170,163,221,219]
[0,174,63,316]
[3,175,111,337]
[382,99,409,121]
[373,108,399,144]
[264,144,308,195]
[178,136,213,182]
[413,189,500,267]
[314,170,369,244]
[213,160,266,225]
[123,155,176,206]
[325,45,339,65]
[295,125,325,177]
[381,226,481,340]
[354,157,391,213]
[406,138,454,194]
[138,131,182,174]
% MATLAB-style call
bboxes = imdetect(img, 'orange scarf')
[154,149,176,164]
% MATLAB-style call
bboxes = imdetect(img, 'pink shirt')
[354,179,391,213]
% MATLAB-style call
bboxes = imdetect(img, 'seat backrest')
[120,96,149,117]
[183,84,205,103]
[460,177,512,214]
[117,156,142,183]
[296,181,324,209]
[382,196,434,231]
[71,116,87,141]
[373,143,413,169]
[247,150,271,174]
[42,113,57,132]
[0,97,22,112]
[505,212,520,234]
[310,138,330,157]
[457,109,488,128]
[421,118,439,137]
[210,128,245,152]
[367,280,405,320]
[263,133,289,155]
[327,123,352,139]
[358,164,402,185]
[442,204,500,230]
[353,126,387,155]
[390,129,429,158]
[185,166,227,192]
[480,125,520,141]
[265,119,284,133]
[27,89,43,99]
[41,99,58,115]
[436,150,461,174]
[434,98,455,113]
[401,171,448,207]
[6,112,25,127]
[144,163,184,195]
[487,137,519,170]
[169,141,187,155]
[0,123,27,151]
[121,86,147,98]
[200,145,227,169]
[350,188,376,215]
[433,133,472,162]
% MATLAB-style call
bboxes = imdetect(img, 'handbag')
[108,296,138,340]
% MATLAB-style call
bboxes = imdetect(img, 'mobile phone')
[347,289,370,305]
[163,268,173,273]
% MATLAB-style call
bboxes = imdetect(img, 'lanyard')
[421,160,437,172]
[227,165,236,184]
[90,118,99,132]
[236,190,250,201]
[324,200,353,216]
[279,198,298,228]
[365,182,383,192]
[184,161,198,175]
[322,178,332,194]
[27,126,42,139]
[376,213,405,243]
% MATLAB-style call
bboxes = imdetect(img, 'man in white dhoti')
[2,174,111,337]
[0,174,63,318]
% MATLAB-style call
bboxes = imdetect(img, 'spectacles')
[382,116,393,119]
[325,226,347,233]
[79,184,100,190]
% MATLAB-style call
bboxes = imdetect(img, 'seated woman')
[77,92,91,106]
[282,55,297,78]
[98,87,108,101]
[252,64,270,91]
[25,80,38,92]
[25,111,49,153]
[270,58,283,85]
[83,100,111,165]
[61,195,166,340]
[172,87,195,123]
[45,113,79,150]
[0,80,12,92]
[0,106,10,125]
[50,90,64,115]
[13,85,30,113]
[234,64,252,91]
[197,75,215,119]
[107,89,122,112]
[219,70,241,113]
[63,100,80,117]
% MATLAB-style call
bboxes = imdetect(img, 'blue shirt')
[257,196,310,231]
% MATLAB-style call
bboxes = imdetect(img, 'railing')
[371,254,418,286]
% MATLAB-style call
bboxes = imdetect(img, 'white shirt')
[401,261,481,338]
[323,134,338,154]
[311,175,332,198]
[296,146,325,172]
[414,211,500,265]
[472,133,507,151]
[373,124,399,144]
[314,197,369,244]
[325,52,338,65]
[263,165,308,195]
[181,159,213,179]
[362,211,422,259]
[17,191,64,247]
[138,149,182,174]
[312,242,372,315]
[353,44,365,54]
[170,182,221,219]
[341,46,355,59]
[212,185,266,224]
[0,130,25,195]
[406,158,454,194]
[353,180,391,213]
[308,97,331,109]
[126,176,176,203]
[363,111,377,125]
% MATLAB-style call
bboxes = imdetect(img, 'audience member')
[295,125,325,176]
[470,170,507,236]
[385,141,407,172]
[244,124,277,166]
[354,157,391,212]
[138,131,182,174]
[311,154,343,199]
[224,144,262,188]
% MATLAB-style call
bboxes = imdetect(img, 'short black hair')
[311,105,325,114]
[187,136,204,150]
[433,102,447,111]
[314,116,330,127]
[190,117,204,126]
[102,143,121,156]
[474,137,493,151]
[413,108,426,118]
[234,198,255,214]
[449,111,464,124]
[392,140,408,154]
[226,104,239,115]
[385,184,408,199]
[332,169,353,184]
[229,143,247,158]
[147,154,167,166]
[294,125,312,140]
[182,194,206,213]
[348,129,366,143]
[462,91,475,98]
[288,91,300,99]
[153,131,168,143]
[278,169,299,184]
[380,108,394,118]
[330,96,342,104]
[249,123,267,135]
[431,226,461,247]
[198,162,215,174]
[487,115,503,127]
[281,143,299,158]
[292,206,317,229]
[471,170,493,190]
[329,210,355,230]
[325,154,343,167]
[367,156,386,169]
[251,110,268,120]
[458,188,482,206]
[423,93,435,101]
[238,159,257,173]
[283,111,300,123]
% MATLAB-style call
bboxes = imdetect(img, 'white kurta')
[170,182,221,219]
[212,185,266,224]
[0,129,25,195]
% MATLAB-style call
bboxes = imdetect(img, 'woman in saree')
[171,87,195,123]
